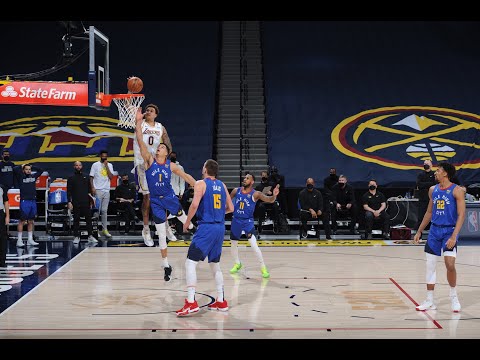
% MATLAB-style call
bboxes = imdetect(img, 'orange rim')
[99,93,144,107]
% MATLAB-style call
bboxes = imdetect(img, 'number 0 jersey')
[133,120,164,167]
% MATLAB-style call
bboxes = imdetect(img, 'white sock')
[18,232,22,241]
[450,287,458,298]
[427,290,434,301]
[186,259,198,302]
[210,262,224,302]
[187,287,196,303]
[143,225,149,231]
[28,232,33,241]
[230,240,240,264]
[162,257,169,268]
[177,213,194,229]
[248,234,265,267]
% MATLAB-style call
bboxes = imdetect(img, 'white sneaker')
[16,239,25,248]
[73,237,80,244]
[416,299,437,311]
[27,239,39,246]
[451,296,461,312]
[143,229,154,247]
[88,235,98,243]
[165,225,182,241]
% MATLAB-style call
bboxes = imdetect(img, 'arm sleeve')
[317,191,323,212]
[32,167,44,179]
[1,185,8,203]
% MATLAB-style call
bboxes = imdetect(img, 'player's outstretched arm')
[254,184,279,203]
[183,180,205,232]
[135,108,153,168]
[162,126,173,154]
[171,163,196,187]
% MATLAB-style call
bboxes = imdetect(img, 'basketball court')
[1,239,479,339]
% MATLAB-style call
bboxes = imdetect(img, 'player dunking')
[135,109,196,281]
[133,103,184,245]
[414,162,466,312]
[176,159,234,316]
[229,173,279,278]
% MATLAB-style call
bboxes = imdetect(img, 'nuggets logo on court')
[331,106,480,170]
[0,115,134,164]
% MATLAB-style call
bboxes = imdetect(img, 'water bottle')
[405,191,411,199]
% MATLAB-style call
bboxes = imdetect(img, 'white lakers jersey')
[133,120,164,167]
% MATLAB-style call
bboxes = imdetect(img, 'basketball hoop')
[100,93,145,129]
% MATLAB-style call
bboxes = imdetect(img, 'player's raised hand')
[135,107,144,125]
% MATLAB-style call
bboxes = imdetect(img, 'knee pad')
[426,252,437,284]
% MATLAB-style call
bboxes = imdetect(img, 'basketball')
[127,76,143,93]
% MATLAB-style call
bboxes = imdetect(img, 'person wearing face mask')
[298,178,324,239]
[415,159,436,231]
[67,161,97,244]
[89,150,115,239]
[115,174,139,234]
[361,179,390,240]
[255,170,281,234]
[323,168,339,235]
[330,175,359,235]
[0,149,16,189]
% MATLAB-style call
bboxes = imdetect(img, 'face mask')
[170,157,177,163]
[307,184,314,190]
[330,173,336,178]
[369,185,376,190]
[101,158,107,163]
[424,165,430,170]
[123,180,129,185]
[262,177,268,182]
[340,183,346,187]
[75,169,82,174]
[3,156,9,162]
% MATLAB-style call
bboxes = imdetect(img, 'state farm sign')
[0,81,88,106]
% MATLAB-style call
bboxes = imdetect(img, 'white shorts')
[135,164,150,195]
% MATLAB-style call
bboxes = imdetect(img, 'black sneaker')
[164,265,173,281]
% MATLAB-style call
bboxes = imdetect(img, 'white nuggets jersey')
[133,120,164,167]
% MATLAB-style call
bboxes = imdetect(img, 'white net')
[112,94,145,129]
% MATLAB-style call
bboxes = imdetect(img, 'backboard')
[0,25,109,109]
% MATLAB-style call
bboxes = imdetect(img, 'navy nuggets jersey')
[146,159,174,198]
[431,184,458,226]
[197,178,226,224]
[233,187,256,220]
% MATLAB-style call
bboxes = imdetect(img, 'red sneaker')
[176,299,199,316]
[208,299,229,311]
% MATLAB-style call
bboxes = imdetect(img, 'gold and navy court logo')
[0,115,134,164]
[331,106,480,170]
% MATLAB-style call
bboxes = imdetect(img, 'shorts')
[425,224,457,257]
[230,217,256,240]
[150,194,183,224]
[20,199,37,220]
[187,223,225,263]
